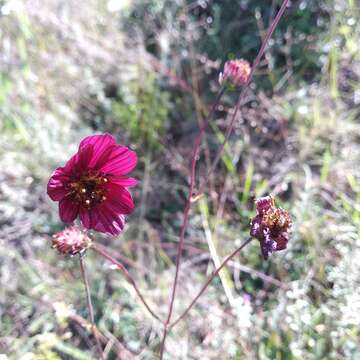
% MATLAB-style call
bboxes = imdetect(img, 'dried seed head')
[250,195,292,259]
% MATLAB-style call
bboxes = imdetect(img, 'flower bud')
[219,59,251,87]
[52,226,91,256]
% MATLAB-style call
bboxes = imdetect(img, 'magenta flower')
[52,226,91,256]
[47,134,138,235]
[250,195,292,259]
[219,59,251,87]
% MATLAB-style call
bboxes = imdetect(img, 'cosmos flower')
[250,195,292,259]
[219,59,251,87]
[52,226,91,256]
[47,134,138,235]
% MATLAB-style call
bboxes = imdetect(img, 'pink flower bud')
[219,59,251,87]
[52,226,91,256]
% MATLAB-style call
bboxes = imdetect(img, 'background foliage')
[0,0,359,359]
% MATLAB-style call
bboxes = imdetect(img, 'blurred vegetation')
[0,0,359,359]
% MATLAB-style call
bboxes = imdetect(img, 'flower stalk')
[159,87,225,359]
[197,0,290,198]
[79,254,104,360]
[169,237,253,330]
[91,242,162,322]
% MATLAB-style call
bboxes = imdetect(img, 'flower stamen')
[68,172,109,209]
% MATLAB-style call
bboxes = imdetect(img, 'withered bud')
[250,195,292,259]
[52,226,91,256]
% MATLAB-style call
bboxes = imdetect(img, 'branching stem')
[159,87,225,359]
[197,0,290,197]
[160,0,290,357]
[169,237,253,329]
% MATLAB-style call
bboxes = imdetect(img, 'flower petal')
[110,176,139,187]
[275,232,289,250]
[76,144,93,173]
[79,207,92,229]
[105,184,135,215]
[47,168,70,201]
[63,144,93,176]
[59,198,79,223]
[249,215,262,238]
[98,146,137,176]
[79,134,116,168]
[91,206,125,236]
[260,231,277,260]
[255,195,275,215]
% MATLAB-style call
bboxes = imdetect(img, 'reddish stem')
[159,88,225,359]
[169,237,253,329]
[79,254,105,360]
[197,0,290,197]
[91,243,162,322]
[159,1,290,357]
